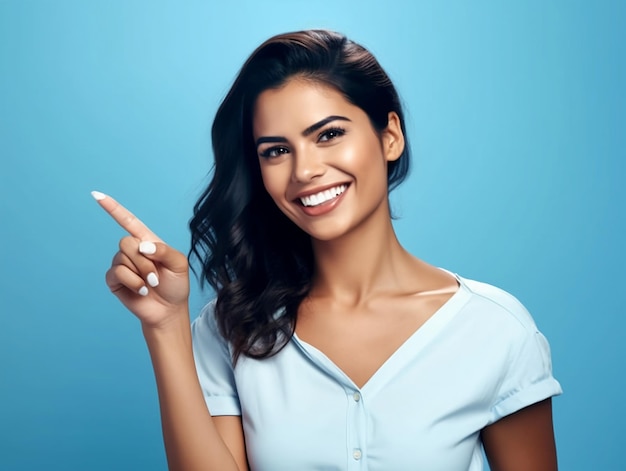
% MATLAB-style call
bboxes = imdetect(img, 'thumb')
[138,241,188,273]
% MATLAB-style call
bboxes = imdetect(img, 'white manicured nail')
[138,286,149,296]
[147,272,159,287]
[91,191,107,201]
[139,241,156,255]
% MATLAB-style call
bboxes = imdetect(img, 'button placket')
[346,388,367,468]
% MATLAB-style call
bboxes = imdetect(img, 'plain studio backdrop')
[1,1,623,470]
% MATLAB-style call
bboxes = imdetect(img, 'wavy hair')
[189,30,411,361]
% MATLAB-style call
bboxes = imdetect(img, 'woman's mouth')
[299,184,348,207]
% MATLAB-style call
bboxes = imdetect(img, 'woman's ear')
[382,111,405,162]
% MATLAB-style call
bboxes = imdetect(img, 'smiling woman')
[254,80,403,238]
[95,30,562,471]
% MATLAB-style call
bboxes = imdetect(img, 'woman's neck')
[309,211,416,307]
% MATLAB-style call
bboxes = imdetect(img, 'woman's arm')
[93,192,247,471]
[482,398,557,471]
[144,320,248,471]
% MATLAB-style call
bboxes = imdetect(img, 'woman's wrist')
[141,308,192,345]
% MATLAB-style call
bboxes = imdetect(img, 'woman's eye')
[318,127,345,142]
[260,146,289,159]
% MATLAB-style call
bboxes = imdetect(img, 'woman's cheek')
[261,168,288,204]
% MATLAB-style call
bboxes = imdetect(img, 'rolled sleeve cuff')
[491,377,563,423]
[205,395,242,417]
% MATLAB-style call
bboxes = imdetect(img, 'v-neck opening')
[292,272,472,393]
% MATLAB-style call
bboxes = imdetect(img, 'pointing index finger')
[91,191,162,242]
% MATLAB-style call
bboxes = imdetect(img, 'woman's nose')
[291,148,326,183]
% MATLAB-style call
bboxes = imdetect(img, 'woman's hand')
[92,191,190,329]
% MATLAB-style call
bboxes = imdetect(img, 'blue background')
[1,1,624,469]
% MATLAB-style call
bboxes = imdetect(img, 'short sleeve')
[191,301,242,416]
[490,327,562,423]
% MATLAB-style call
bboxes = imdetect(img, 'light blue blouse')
[191,274,562,471]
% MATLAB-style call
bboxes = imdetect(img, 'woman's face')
[253,78,404,241]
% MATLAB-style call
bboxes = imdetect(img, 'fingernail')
[138,286,149,296]
[139,241,156,255]
[91,190,107,201]
[147,272,159,287]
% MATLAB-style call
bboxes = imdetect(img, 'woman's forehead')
[252,79,357,134]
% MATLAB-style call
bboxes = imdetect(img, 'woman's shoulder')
[191,299,225,345]
[452,273,540,332]
[192,298,218,325]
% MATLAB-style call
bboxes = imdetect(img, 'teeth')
[300,184,347,207]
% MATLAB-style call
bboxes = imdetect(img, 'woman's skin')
[95,77,557,471]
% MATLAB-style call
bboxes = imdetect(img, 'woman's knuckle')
[118,236,137,251]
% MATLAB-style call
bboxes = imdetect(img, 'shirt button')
[353,449,362,460]
[353,392,361,402]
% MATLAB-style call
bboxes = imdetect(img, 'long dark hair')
[189,30,411,361]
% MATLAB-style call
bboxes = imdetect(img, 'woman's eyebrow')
[301,115,351,136]
[255,115,351,148]
[256,136,287,147]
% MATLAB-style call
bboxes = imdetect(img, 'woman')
[93,30,561,471]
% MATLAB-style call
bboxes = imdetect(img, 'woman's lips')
[299,184,348,207]
[297,183,350,216]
